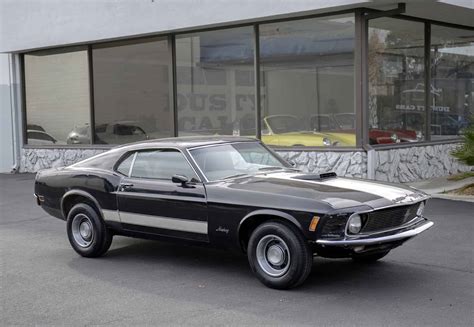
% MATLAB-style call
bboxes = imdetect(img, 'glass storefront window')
[259,14,356,147]
[91,38,172,144]
[368,18,425,144]
[176,27,255,137]
[431,25,473,140]
[24,47,91,145]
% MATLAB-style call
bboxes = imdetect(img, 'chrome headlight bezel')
[346,213,362,234]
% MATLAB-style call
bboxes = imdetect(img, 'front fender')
[237,209,303,236]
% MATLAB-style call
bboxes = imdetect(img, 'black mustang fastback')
[35,136,433,289]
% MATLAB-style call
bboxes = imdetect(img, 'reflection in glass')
[190,142,290,181]
[431,25,473,140]
[259,14,356,147]
[176,27,255,137]
[92,38,172,144]
[24,47,91,145]
[368,18,425,144]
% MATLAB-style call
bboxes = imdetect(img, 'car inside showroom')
[0,1,472,183]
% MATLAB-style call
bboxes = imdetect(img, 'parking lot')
[1,173,473,326]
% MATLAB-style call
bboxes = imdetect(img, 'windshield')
[189,142,292,181]
[265,116,303,134]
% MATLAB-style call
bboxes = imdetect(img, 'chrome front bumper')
[316,219,434,247]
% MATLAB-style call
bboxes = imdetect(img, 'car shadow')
[67,236,430,303]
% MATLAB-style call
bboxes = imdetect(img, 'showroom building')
[0,0,473,182]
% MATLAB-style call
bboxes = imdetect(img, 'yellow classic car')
[262,115,355,147]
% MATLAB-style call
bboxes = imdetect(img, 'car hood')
[219,171,428,211]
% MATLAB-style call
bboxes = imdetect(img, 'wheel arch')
[237,209,303,252]
[61,190,103,220]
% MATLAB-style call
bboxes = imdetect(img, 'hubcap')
[71,214,94,248]
[256,235,291,277]
[79,221,92,239]
[267,245,285,265]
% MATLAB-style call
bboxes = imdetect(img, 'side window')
[116,153,135,176]
[130,149,199,181]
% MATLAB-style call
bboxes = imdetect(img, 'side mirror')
[172,174,190,187]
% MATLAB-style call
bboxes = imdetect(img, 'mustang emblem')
[216,226,230,234]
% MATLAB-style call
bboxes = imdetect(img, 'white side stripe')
[103,209,208,234]
[103,209,121,222]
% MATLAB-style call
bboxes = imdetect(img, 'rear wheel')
[66,203,112,258]
[352,250,390,263]
[247,221,312,289]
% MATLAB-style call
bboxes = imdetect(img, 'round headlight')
[347,214,362,234]
[417,202,425,216]
[323,137,331,146]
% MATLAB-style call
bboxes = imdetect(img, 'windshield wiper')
[221,173,251,180]
[258,166,297,171]
[257,166,284,171]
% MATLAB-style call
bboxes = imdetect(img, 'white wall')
[1,1,472,54]
[0,0,368,53]
[0,54,14,172]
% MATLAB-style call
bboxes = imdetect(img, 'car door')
[116,148,208,242]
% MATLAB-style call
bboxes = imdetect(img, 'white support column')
[0,54,15,173]
[8,54,23,173]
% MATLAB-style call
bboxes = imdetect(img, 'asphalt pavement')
[1,173,473,326]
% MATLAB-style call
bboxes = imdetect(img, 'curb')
[408,177,474,195]
[431,194,474,203]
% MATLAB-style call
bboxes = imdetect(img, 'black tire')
[352,250,390,263]
[66,203,113,258]
[247,221,312,289]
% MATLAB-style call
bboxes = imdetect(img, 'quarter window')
[116,153,135,176]
[130,150,198,181]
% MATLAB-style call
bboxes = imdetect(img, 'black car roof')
[114,136,258,151]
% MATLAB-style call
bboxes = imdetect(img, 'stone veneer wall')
[374,143,472,183]
[277,150,367,178]
[21,148,107,172]
[20,144,471,184]
[20,147,368,178]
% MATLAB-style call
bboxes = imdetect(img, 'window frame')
[22,45,93,146]
[364,13,474,149]
[114,147,203,183]
[19,9,473,151]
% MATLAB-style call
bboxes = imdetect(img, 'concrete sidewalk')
[406,175,474,203]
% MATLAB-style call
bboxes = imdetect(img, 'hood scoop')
[292,172,337,181]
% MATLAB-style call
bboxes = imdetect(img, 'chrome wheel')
[71,213,94,248]
[256,235,291,277]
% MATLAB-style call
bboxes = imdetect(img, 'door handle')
[120,183,134,191]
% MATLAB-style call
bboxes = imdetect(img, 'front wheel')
[66,203,113,258]
[352,250,390,263]
[247,221,312,289]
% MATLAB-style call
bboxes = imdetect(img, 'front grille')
[361,203,419,233]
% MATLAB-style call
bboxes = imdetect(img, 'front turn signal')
[309,216,320,232]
